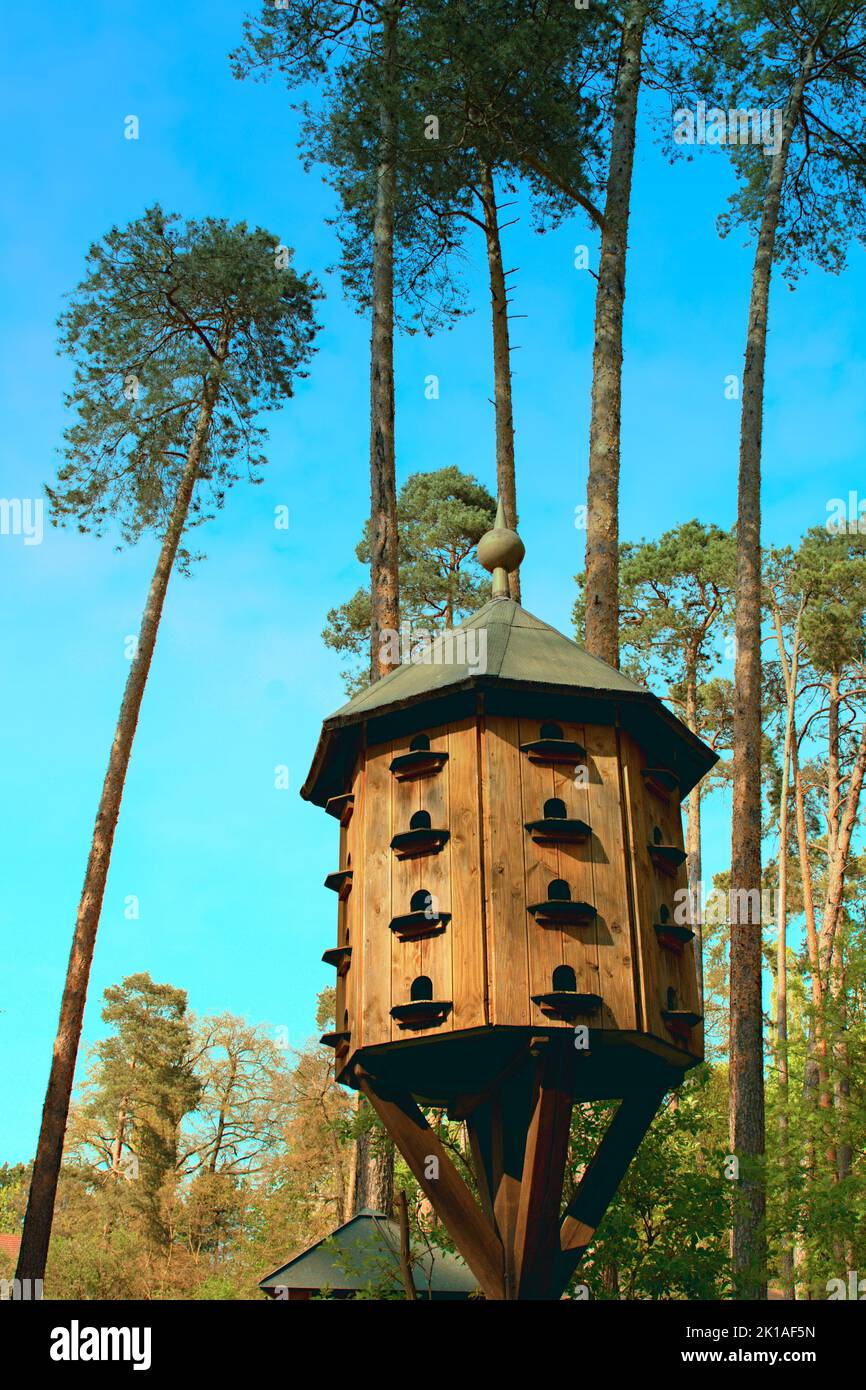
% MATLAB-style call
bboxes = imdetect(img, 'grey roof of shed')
[259,1209,478,1296]
[302,596,717,805]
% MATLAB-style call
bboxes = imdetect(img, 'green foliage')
[576,519,734,687]
[235,2,613,329]
[323,465,495,690]
[316,987,337,1033]
[47,205,321,557]
[45,974,352,1299]
[794,526,866,677]
[575,521,735,760]
[765,910,866,1295]
[698,1,866,280]
[0,1165,27,1237]
[84,974,200,1246]
[407,0,611,228]
[235,2,469,333]
[569,1067,731,1300]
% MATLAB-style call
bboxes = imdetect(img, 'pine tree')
[698,0,866,1296]
[17,207,321,1284]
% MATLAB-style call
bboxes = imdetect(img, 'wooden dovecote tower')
[302,506,717,1301]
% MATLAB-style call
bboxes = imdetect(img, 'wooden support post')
[489,1084,528,1299]
[358,1075,506,1301]
[552,1079,670,1298]
[466,1057,539,1299]
[512,1039,575,1300]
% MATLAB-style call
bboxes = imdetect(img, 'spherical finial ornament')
[477,526,525,575]
[477,499,524,597]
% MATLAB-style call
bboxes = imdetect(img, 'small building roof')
[259,1209,478,1298]
[302,597,717,806]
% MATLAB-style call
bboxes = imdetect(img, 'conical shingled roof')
[302,596,718,807]
[329,597,646,721]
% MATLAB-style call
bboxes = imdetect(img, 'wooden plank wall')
[334,819,348,1041]
[485,716,636,1033]
[360,740,393,1048]
[619,729,703,1059]
[346,749,365,1050]
[448,718,487,1032]
[483,717,530,1027]
[580,722,637,1032]
[351,723,487,1049]
[339,715,695,1054]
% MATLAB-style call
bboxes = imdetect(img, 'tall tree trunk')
[792,740,821,1011]
[818,717,866,980]
[325,1108,350,1226]
[369,0,400,682]
[830,932,851,1176]
[772,602,802,1299]
[826,673,840,861]
[110,1095,130,1177]
[583,1,646,667]
[17,349,227,1285]
[350,1098,395,1217]
[792,735,834,1141]
[684,661,703,991]
[357,0,400,1213]
[478,157,520,601]
[729,49,814,1300]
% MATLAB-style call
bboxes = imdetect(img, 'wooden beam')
[465,1099,496,1227]
[448,1037,539,1121]
[553,1080,669,1298]
[512,1039,575,1300]
[488,1083,529,1299]
[358,1075,506,1301]
[466,1068,538,1299]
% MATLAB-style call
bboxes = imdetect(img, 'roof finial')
[477,498,525,600]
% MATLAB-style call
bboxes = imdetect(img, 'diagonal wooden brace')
[358,1075,506,1301]
[552,1079,670,1299]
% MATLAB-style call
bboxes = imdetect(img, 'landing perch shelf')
[531,990,603,1021]
[520,735,586,767]
[325,792,354,826]
[324,868,353,900]
[528,898,597,928]
[391,998,453,1029]
[654,923,695,955]
[320,1030,351,1061]
[662,1009,703,1044]
[390,748,449,782]
[322,945,352,975]
[389,909,451,941]
[525,815,591,846]
[390,825,450,860]
[648,843,687,877]
[640,767,680,804]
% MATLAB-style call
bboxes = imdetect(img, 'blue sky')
[2,2,863,1163]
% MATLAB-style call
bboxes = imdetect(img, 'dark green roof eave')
[301,673,718,805]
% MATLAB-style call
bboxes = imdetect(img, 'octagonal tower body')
[303,597,717,1105]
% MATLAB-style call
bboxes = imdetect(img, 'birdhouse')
[302,506,717,1300]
